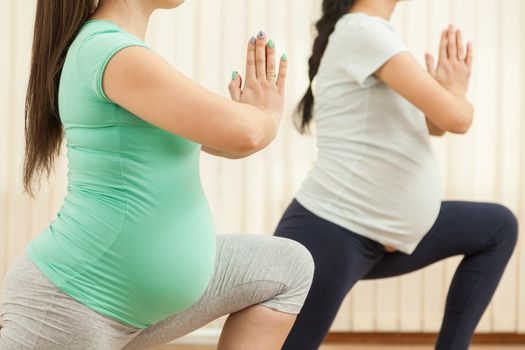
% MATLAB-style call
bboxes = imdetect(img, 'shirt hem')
[295,195,423,255]
[25,243,148,329]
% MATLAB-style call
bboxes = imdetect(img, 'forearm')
[201,102,280,159]
[422,91,473,134]
[445,94,474,133]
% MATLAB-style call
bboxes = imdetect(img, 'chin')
[155,0,186,9]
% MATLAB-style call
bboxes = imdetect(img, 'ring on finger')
[266,73,277,77]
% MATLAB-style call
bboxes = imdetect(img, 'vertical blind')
[0,0,523,333]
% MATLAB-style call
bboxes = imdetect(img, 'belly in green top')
[26,21,216,329]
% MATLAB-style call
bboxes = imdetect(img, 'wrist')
[449,87,468,98]
[266,111,281,138]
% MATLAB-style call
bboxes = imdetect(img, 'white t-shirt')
[296,13,442,254]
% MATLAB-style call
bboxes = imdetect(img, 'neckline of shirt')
[342,12,391,25]
[82,20,148,46]
[84,19,119,27]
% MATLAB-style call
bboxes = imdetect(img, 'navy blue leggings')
[274,200,518,350]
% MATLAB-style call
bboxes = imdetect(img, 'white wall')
[1,0,524,333]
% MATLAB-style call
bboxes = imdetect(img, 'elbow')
[447,117,472,134]
[432,129,447,137]
[232,128,271,158]
[445,102,474,135]
[221,110,279,158]
[232,115,278,157]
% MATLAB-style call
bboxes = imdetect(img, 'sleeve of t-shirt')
[342,18,408,85]
[76,29,148,102]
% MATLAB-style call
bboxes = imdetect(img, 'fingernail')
[281,53,287,62]
[249,36,256,45]
[231,71,238,81]
[257,31,265,40]
[268,39,274,49]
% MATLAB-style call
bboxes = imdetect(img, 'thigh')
[123,234,313,350]
[276,200,386,285]
[365,201,517,279]
[274,200,385,350]
[0,255,140,350]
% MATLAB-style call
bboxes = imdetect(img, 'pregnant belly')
[119,212,217,315]
[367,166,442,237]
[31,189,217,327]
[325,154,442,239]
[74,222,217,327]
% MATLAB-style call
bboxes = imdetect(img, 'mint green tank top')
[26,20,216,329]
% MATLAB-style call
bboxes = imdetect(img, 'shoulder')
[70,21,149,101]
[70,21,147,61]
[335,13,401,41]
[328,14,409,85]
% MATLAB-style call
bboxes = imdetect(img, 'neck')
[350,0,397,20]
[90,0,153,40]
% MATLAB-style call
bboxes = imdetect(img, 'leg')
[364,201,519,350]
[122,234,314,350]
[217,305,295,350]
[274,200,385,350]
[0,254,140,350]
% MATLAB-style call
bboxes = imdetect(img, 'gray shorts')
[0,234,313,350]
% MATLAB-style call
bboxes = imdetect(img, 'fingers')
[425,53,435,77]
[276,54,288,92]
[245,36,257,82]
[266,39,277,83]
[244,32,285,88]
[228,71,242,101]
[439,30,448,63]
[456,30,465,61]
[465,42,473,68]
[255,31,267,80]
[447,25,457,60]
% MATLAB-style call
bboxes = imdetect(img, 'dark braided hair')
[296,0,355,133]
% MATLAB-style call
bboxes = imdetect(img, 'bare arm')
[103,33,287,158]
[426,117,447,136]
[201,37,288,159]
[376,26,474,135]
[201,146,246,160]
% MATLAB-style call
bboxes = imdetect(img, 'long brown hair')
[24,0,97,195]
[296,0,355,133]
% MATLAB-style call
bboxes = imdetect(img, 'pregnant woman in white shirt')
[274,0,519,349]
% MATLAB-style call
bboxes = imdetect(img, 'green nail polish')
[268,39,274,49]
[231,71,238,80]
[281,53,287,62]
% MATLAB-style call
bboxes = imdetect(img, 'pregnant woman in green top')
[0,0,314,349]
